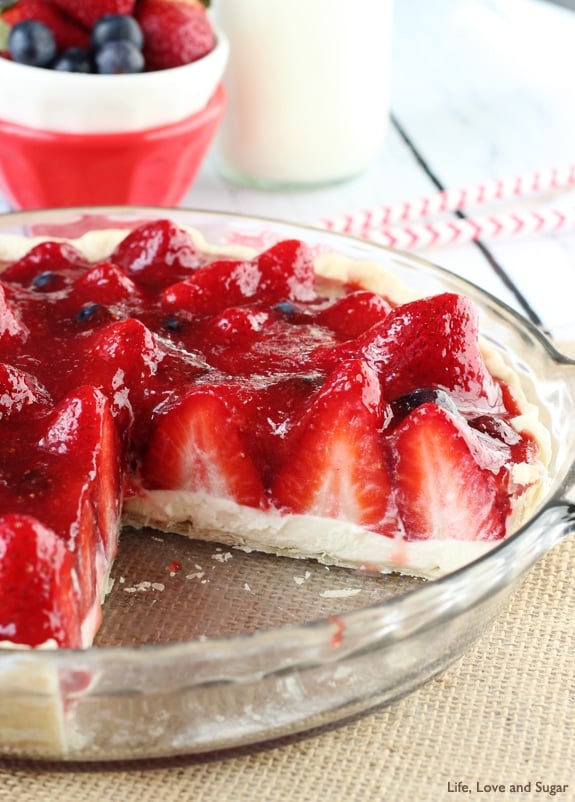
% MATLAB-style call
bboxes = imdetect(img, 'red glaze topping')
[0,220,540,647]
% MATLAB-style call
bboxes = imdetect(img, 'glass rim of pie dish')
[0,206,574,761]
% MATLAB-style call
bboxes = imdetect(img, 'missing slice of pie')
[0,218,549,650]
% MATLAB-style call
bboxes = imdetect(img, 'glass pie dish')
[0,207,573,762]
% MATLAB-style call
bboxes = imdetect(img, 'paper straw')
[355,205,575,251]
[320,164,575,236]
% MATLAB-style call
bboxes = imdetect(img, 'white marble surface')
[184,0,575,342]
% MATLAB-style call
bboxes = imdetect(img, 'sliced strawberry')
[136,0,215,71]
[47,0,135,30]
[315,289,392,340]
[389,403,509,542]
[0,514,81,648]
[0,362,51,420]
[271,360,393,533]
[111,219,205,288]
[1,0,90,51]
[238,375,325,486]
[0,283,28,345]
[162,240,317,318]
[141,384,267,508]
[314,292,504,413]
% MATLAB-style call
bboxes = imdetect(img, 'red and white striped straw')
[356,204,575,251]
[320,163,575,237]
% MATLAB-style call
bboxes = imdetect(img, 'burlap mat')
[0,534,572,802]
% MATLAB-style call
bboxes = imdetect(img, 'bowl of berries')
[0,0,228,208]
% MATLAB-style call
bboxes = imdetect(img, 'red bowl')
[0,84,225,210]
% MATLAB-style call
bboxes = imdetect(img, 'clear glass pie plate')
[0,207,573,762]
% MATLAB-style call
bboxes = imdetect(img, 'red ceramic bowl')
[0,84,225,210]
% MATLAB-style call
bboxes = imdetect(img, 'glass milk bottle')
[212,0,393,189]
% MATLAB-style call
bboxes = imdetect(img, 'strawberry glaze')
[0,220,540,646]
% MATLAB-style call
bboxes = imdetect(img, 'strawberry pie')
[0,218,549,650]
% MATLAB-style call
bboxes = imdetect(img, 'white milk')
[213,0,393,188]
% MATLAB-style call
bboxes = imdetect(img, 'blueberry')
[91,14,144,51]
[164,315,183,332]
[8,20,57,67]
[468,415,521,445]
[274,301,297,316]
[53,48,93,73]
[94,40,145,74]
[273,300,314,321]
[32,271,58,289]
[76,303,104,322]
[391,387,459,420]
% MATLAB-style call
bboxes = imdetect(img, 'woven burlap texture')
[0,537,573,802]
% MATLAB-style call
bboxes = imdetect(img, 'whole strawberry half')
[47,0,136,30]
[137,0,215,70]
[389,403,510,542]
[0,0,89,51]
[271,359,394,533]
[111,219,205,287]
[162,239,316,317]
[141,383,267,508]
[314,292,505,414]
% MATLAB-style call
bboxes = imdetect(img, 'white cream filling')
[123,489,502,580]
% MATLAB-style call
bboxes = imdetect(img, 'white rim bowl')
[0,26,229,133]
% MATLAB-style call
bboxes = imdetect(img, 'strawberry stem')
[0,19,11,51]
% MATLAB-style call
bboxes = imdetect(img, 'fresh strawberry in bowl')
[0,0,228,208]
[137,0,216,70]
[0,0,90,51]
[48,0,137,30]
